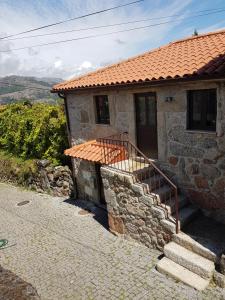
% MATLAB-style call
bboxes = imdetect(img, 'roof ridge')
[170,27,225,45]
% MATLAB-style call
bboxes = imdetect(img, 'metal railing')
[97,132,179,234]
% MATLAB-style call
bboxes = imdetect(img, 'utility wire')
[1,9,225,53]
[0,0,144,40]
[2,7,225,42]
[0,81,51,91]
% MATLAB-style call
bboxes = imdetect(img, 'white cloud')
[0,0,194,79]
[54,59,63,69]
[78,61,92,70]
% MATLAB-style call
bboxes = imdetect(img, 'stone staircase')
[157,232,217,290]
[132,164,199,234]
[132,161,218,290]
[101,133,223,291]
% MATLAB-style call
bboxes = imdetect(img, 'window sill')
[95,123,111,127]
[185,130,217,135]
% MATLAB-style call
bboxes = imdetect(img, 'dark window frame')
[95,95,110,125]
[187,89,217,132]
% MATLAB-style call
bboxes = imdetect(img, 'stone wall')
[156,82,225,223]
[66,80,225,222]
[0,159,74,197]
[101,166,176,250]
[66,91,136,145]
[29,160,74,197]
[72,159,100,204]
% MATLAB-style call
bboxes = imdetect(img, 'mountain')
[0,76,63,104]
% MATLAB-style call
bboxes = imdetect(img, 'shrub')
[0,150,37,184]
[0,103,69,165]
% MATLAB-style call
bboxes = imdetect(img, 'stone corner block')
[108,213,125,235]
[131,183,144,196]
[213,271,225,288]
[100,167,116,178]
[139,195,154,207]
[160,219,176,234]
[220,254,225,275]
[151,206,166,219]
[121,173,134,186]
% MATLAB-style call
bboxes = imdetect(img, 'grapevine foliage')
[0,103,69,165]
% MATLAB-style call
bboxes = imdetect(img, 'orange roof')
[53,29,225,92]
[64,140,127,164]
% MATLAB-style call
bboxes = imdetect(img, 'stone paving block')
[0,183,224,300]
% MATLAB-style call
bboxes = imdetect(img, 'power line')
[0,81,51,91]
[0,0,144,40]
[1,9,225,53]
[2,7,224,42]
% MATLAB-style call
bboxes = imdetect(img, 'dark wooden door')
[95,163,106,205]
[135,93,158,158]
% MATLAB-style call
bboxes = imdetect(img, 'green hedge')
[0,103,69,165]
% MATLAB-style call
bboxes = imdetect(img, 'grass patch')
[0,150,38,185]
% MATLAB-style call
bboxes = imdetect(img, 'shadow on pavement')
[63,198,109,230]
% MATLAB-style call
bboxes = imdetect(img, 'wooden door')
[95,163,106,205]
[135,93,158,158]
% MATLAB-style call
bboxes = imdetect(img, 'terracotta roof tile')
[53,29,225,91]
[64,140,127,164]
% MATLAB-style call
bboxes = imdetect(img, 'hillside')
[0,76,62,104]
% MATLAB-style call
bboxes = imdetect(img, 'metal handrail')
[97,132,179,234]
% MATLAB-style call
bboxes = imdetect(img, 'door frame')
[134,92,158,158]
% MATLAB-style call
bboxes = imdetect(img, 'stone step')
[134,156,156,164]
[172,232,217,263]
[164,195,188,215]
[142,175,165,192]
[133,156,145,163]
[134,166,155,181]
[176,206,199,228]
[160,219,176,234]
[156,257,210,291]
[151,185,173,203]
[164,242,215,279]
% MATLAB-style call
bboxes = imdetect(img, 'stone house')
[52,29,225,290]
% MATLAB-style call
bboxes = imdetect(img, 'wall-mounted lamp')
[165,96,175,102]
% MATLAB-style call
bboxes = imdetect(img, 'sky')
[0,0,225,80]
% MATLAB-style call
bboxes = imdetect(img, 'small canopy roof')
[64,140,126,164]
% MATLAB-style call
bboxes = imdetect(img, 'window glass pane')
[206,90,217,129]
[95,95,110,124]
[147,96,156,126]
[188,89,217,131]
[192,94,201,123]
[136,96,146,126]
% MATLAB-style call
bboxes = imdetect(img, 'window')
[95,95,110,124]
[187,89,217,131]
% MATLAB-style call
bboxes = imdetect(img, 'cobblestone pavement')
[0,183,224,300]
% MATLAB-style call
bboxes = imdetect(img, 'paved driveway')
[0,183,224,300]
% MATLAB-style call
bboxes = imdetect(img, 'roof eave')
[51,74,225,94]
